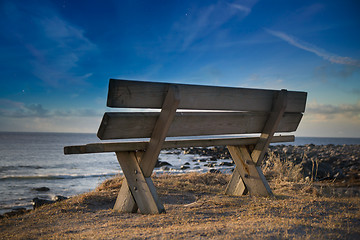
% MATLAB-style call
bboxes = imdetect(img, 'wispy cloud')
[0,99,101,118]
[228,3,251,16]
[2,2,97,87]
[266,29,360,67]
[307,101,360,120]
[171,1,256,51]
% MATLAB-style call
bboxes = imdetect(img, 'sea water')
[1,132,360,214]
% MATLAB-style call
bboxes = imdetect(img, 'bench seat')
[64,135,294,154]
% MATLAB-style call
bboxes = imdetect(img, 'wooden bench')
[64,79,307,214]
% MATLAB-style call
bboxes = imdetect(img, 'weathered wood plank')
[64,135,295,154]
[227,145,272,196]
[113,179,138,213]
[118,86,179,213]
[107,79,307,112]
[115,151,164,214]
[97,112,303,140]
[140,85,180,177]
[251,90,288,165]
[114,151,143,213]
[224,167,248,196]
[145,177,165,213]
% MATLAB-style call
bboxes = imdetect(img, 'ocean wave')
[0,172,119,181]
[0,165,45,171]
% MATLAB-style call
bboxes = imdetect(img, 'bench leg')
[225,90,288,197]
[113,179,138,213]
[225,166,248,196]
[114,86,179,214]
[114,151,165,214]
[226,145,272,197]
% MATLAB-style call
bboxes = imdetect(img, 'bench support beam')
[113,86,180,214]
[225,90,288,197]
[226,145,272,196]
[115,151,164,214]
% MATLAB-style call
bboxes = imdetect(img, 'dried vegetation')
[1,154,359,239]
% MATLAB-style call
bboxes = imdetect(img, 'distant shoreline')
[1,131,360,145]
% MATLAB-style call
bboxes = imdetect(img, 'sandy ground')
[1,173,359,239]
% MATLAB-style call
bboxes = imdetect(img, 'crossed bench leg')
[114,151,165,214]
[113,86,180,214]
[225,145,272,196]
[226,90,288,197]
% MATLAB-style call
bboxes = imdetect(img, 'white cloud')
[0,99,102,118]
[266,29,360,67]
[229,3,251,15]
[4,2,97,87]
[171,1,255,51]
[306,101,360,120]
[296,101,360,137]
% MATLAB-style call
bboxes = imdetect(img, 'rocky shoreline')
[163,144,360,183]
[2,144,359,218]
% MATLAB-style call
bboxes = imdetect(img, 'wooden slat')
[251,90,288,165]
[117,86,179,213]
[64,135,295,154]
[224,168,248,196]
[107,79,307,112]
[145,177,165,213]
[227,145,272,196]
[140,85,180,177]
[115,151,164,214]
[97,112,303,140]
[113,179,138,212]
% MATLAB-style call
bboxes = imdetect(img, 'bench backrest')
[97,79,307,140]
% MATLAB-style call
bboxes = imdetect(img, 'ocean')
[1,132,360,214]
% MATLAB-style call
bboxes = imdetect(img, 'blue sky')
[0,0,359,137]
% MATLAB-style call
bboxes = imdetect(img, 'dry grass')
[263,152,304,183]
[1,171,359,240]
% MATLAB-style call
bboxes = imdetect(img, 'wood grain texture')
[227,145,272,196]
[140,85,180,177]
[251,90,288,165]
[224,167,248,196]
[64,135,295,154]
[107,79,307,112]
[97,112,303,140]
[116,86,179,213]
[113,179,138,213]
[115,151,164,214]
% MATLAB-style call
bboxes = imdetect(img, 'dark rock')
[155,161,172,168]
[180,165,190,170]
[33,187,50,192]
[3,208,30,218]
[52,195,68,202]
[204,163,215,167]
[184,162,190,166]
[32,197,55,209]
[333,170,345,179]
[12,206,26,211]
[219,161,234,166]
[209,169,221,174]
[208,157,218,162]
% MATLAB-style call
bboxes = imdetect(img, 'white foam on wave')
[0,172,120,181]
